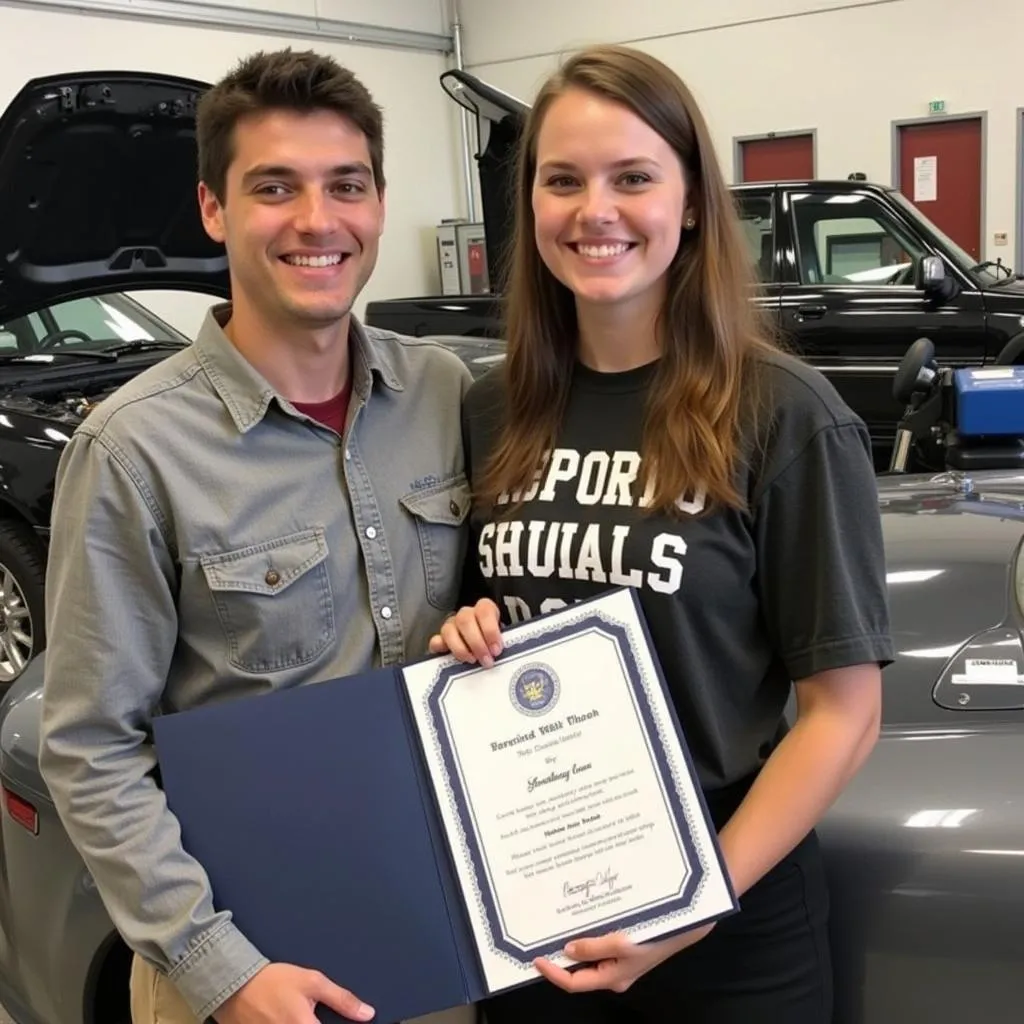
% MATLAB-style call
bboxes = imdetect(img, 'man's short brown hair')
[196,48,385,201]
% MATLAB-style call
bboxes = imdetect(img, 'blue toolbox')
[954,366,1024,437]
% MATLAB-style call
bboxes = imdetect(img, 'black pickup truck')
[365,70,1024,470]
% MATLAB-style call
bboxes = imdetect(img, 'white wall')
[0,2,465,337]
[166,0,450,35]
[458,0,1024,268]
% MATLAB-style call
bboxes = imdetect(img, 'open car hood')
[440,69,526,290]
[0,70,229,324]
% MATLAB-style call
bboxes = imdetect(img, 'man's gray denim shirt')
[38,304,473,1019]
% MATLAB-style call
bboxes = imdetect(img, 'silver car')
[4,463,1024,1024]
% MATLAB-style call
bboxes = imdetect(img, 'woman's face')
[532,86,691,318]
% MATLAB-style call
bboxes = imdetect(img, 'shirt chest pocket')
[399,474,471,611]
[199,528,335,674]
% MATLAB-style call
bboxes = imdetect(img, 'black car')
[0,69,229,681]
[364,70,1024,469]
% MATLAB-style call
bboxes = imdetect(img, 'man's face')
[199,108,385,332]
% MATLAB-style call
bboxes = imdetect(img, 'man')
[38,49,472,1024]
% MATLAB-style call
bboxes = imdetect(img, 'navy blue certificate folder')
[152,664,485,1024]
[152,588,738,1024]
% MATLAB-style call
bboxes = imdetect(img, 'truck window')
[789,192,926,287]
[735,194,773,282]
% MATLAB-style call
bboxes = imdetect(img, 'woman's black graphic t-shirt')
[460,350,894,791]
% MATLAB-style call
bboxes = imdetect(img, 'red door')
[740,134,814,182]
[897,118,983,260]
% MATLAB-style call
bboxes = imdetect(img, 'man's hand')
[213,963,374,1023]
[533,924,715,994]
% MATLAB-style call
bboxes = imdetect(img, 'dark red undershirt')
[292,377,353,436]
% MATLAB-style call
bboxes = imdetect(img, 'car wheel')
[0,520,45,683]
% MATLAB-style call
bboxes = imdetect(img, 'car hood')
[0,70,228,324]
[440,69,526,289]
[877,470,1024,725]
[983,276,1024,298]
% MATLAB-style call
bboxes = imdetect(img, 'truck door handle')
[795,304,827,319]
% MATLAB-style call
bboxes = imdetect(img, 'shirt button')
[265,569,281,586]
[366,526,377,539]
[449,499,461,517]
[344,448,351,460]
[381,606,392,619]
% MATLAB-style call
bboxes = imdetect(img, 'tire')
[0,519,46,684]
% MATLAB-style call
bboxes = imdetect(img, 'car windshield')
[887,190,1006,287]
[0,293,188,356]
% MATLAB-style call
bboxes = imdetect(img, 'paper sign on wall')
[913,155,938,202]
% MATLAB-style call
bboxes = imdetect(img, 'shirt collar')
[193,302,404,434]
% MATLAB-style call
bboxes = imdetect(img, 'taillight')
[3,787,38,835]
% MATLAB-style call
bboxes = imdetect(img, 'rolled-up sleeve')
[39,430,267,1019]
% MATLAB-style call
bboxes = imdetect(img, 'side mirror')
[914,255,957,302]
[915,255,945,289]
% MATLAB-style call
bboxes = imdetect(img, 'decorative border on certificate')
[419,589,724,969]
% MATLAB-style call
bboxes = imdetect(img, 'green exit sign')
[929,99,946,114]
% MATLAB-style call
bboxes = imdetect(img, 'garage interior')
[1,1,1024,1023]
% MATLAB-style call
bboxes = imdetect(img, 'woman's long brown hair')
[475,44,779,516]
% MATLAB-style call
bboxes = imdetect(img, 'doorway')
[893,114,985,261]
[735,131,815,183]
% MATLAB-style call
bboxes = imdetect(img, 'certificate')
[402,587,738,993]
[152,586,738,1023]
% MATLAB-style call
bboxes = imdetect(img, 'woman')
[432,44,892,1023]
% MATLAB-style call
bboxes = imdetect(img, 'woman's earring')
[685,217,696,230]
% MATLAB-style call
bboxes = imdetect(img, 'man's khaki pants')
[129,952,479,1024]
[130,954,199,1023]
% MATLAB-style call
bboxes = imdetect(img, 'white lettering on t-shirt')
[574,523,608,583]
[525,520,557,577]
[576,452,610,505]
[502,594,532,623]
[602,452,641,506]
[537,449,580,500]
[648,533,687,593]
[478,522,496,577]
[610,524,643,587]
[481,446,703,605]
[676,488,707,516]
[493,521,525,577]
[557,523,579,578]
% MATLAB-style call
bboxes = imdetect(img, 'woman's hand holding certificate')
[412,588,736,995]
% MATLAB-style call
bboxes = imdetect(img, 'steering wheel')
[889,264,915,287]
[37,328,93,350]
[892,337,937,405]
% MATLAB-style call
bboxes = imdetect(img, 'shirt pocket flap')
[399,475,472,527]
[199,528,329,596]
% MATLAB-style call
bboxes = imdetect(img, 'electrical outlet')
[994,231,1009,246]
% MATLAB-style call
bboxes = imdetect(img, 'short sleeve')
[754,420,895,681]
